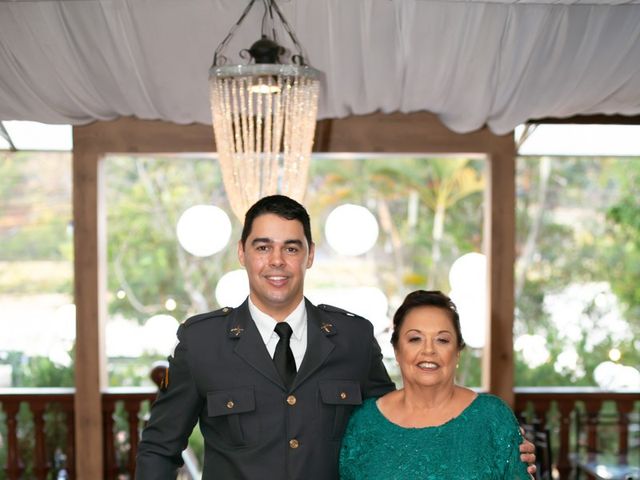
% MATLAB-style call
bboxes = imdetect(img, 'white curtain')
[1,0,639,134]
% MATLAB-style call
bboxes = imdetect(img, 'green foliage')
[3,351,74,387]
[308,156,485,295]
[515,156,640,386]
[457,348,482,387]
[105,156,241,324]
[0,153,72,263]
[606,159,640,327]
[108,354,167,387]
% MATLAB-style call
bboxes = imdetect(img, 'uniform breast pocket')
[319,380,363,440]
[207,386,259,447]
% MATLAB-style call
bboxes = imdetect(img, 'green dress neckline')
[373,392,480,430]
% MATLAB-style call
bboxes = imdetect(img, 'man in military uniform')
[136,195,535,479]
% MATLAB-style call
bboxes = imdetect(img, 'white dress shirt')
[248,297,307,370]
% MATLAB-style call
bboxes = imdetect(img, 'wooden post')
[72,138,107,480]
[483,142,517,404]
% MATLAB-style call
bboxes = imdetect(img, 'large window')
[104,154,487,387]
[0,152,74,388]
[515,126,640,388]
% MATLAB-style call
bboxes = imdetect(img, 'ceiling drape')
[1,0,639,134]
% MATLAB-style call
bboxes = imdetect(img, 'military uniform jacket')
[136,298,395,480]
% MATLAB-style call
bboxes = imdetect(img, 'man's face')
[238,213,315,320]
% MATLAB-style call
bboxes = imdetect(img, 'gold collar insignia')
[320,322,334,334]
[229,326,244,337]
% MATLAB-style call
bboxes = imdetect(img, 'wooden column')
[483,141,517,404]
[72,138,107,480]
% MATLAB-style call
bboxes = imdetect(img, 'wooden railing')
[0,387,156,480]
[515,387,640,480]
[1,386,638,479]
[0,388,75,480]
[101,387,157,480]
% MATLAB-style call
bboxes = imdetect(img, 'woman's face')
[394,305,460,390]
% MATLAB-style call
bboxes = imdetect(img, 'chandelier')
[209,0,321,221]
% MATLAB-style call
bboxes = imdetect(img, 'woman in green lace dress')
[339,290,531,480]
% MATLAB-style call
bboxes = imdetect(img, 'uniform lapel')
[292,299,335,389]
[231,301,284,388]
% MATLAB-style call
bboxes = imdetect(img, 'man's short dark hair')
[241,195,313,247]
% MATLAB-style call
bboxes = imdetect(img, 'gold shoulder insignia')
[160,366,169,391]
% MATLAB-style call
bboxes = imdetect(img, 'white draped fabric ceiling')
[1,0,639,134]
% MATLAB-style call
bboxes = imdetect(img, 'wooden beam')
[72,117,215,155]
[529,113,640,125]
[322,111,505,153]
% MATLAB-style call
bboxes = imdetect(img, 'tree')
[106,155,240,323]
[606,158,640,328]
[514,155,640,386]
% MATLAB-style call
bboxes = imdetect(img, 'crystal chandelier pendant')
[209,63,320,222]
[208,1,321,221]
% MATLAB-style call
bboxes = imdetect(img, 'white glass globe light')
[449,252,486,292]
[215,269,250,308]
[324,204,379,256]
[448,253,487,349]
[143,314,179,355]
[450,288,486,349]
[176,205,232,257]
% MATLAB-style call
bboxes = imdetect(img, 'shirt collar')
[248,297,307,344]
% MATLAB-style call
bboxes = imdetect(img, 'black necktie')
[273,322,296,389]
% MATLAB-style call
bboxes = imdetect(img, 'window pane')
[0,152,74,387]
[515,156,640,387]
[105,154,486,387]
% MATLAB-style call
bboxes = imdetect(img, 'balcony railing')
[515,387,640,479]
[1,386,638,479]
[0,387,156,480]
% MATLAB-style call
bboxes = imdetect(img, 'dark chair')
[522,421,553,480]
[573,409,640,480]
